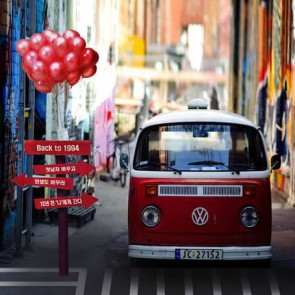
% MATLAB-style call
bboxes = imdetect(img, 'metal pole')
[56,155,69,276]
[15,0,26,257]
[25,0,36,249]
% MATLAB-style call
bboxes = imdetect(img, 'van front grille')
[158,185,243,197]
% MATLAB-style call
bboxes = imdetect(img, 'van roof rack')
[187,98,209,109]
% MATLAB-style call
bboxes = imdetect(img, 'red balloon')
[80,48,99,68]
[63,52,79,72]
[35,80,53,93]
[81,65,97,78]
[66,68,81,81]
[38,45,55,64]
[69,36,86,53]
[42,29,60,44]
[26,69,35,81]
[22,61,29,73]
[31,61,49,81]
[49,61,66,83]
[67,76,80,86]
[53,36,69,58]
[23,50,38,70]
[30,33,46,51]
[16,39,30,56]
[63,29,80,40]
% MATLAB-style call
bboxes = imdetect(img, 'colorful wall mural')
[232,0,295,205]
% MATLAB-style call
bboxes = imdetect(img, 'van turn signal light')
[146,185,158,196]
[243,186,255,197]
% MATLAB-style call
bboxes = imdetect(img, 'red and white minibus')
[120,99,281,262]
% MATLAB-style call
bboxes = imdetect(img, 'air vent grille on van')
[158,185,243,197]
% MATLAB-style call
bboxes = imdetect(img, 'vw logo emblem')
[192,207,209,225]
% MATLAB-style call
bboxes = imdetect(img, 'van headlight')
[240,206,259,228]
[141,206,161,227]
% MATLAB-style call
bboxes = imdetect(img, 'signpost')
[24,140,91,155]
[33,161,95,176]
[34,193,97,209]
[12,139,97,276]
[12,174,74,190]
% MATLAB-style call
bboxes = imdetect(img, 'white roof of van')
[141,108,257,129]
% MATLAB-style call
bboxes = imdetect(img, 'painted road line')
[129,268,139,295]
[101,268,112,295]
[0,281,77,286]
[211,269,222,295]
[156,269,165,295]
[0,267,84,273]
[0,268,87,295]
[240,270,252,295]
[75,268,88,295]
[184,269,194,295]
[268,269,280,295]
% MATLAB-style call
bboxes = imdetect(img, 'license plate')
[175,249,223,260]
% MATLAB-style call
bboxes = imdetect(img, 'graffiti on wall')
[254,0,293,195]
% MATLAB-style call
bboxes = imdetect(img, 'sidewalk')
[271,185,293,209]
[0,178,123,268]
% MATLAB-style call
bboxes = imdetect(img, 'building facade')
[0,0,107,252]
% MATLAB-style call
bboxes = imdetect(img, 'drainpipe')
[24,0,36,249]
[15,0,26,256]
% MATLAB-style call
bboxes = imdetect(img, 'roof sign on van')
[187,98,209,109]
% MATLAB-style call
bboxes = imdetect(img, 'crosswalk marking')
[76,268,88,295]
[184,269,194,295]
[0,266,286,294]
[129,269,139,295]
[240,270,252,295]
[101,268,112,295]
[0,268,87,295]
[268,270,280,295]
[211,269,222,295]
[157,269,165,295]
[0,281,78,286]
[99,267,281,295]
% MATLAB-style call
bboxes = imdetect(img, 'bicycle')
[107,138,128,187]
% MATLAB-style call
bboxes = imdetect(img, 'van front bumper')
[129,245,272,260]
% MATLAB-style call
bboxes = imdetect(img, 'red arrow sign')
[11,174,73,190]
[33,161,95,176]
[34,193,98,209]
[24,140,91,155]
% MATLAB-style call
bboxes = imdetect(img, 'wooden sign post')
[12,140,96,276]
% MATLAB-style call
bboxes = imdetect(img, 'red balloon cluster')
[16,29,99,93]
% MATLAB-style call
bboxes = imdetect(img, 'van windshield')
[134,123,267,172]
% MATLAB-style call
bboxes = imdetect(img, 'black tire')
[120,168,127,187]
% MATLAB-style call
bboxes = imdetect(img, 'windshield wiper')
[149,161,182,175]
[188,160,240,175]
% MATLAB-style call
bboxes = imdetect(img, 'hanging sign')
[34,193,98,209]
[24,140,91,155]
[33,161,95,176]
[11,173,73,190]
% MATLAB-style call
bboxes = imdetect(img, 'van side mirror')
[120,153,129,170]
[270,154,281,172]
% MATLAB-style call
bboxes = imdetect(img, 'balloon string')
[55,91,59,128]
[52,82,67,131]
